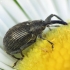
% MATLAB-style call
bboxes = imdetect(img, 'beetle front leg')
[38,34,45,40]
[46,25,52,31]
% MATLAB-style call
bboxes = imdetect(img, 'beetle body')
[3,20,45,54]
[3,14,67,55]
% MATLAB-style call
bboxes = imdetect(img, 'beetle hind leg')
[12,60,19,68]
[12,51,24,68]
[12,55,23,68]
[11,55,23,60]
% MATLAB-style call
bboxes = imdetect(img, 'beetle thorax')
[29,23,45,35]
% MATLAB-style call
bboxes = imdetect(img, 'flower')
[16,24,70,70]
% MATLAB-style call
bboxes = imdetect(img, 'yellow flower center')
[16,24,70,70]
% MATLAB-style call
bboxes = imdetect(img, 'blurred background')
[0,0,70,55]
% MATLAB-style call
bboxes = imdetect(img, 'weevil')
[3,14,67,67]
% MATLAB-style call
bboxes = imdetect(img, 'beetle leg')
[12,51,24,68]
[46,25,52,31]
[40,36,54,49]
[20,50,24,57]
[38,34,54,50]
[12,60,19,68]
[12,55,23,68]
[48,27,51,31]
[12,50,24,60]
[47,40,54,50]
[11,55,22,60]
[38,34,45,40]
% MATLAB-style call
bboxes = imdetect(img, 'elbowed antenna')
[44,14,68,25]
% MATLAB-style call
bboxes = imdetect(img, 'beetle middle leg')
[47,40,54,50]
[38,34,54,50]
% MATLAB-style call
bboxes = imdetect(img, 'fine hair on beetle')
[3,14,68,67]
